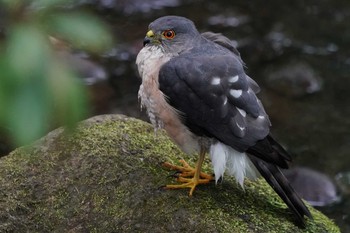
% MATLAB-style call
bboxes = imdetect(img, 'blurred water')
[80,0,350,231]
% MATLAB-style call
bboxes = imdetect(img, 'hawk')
[136,15,312,227]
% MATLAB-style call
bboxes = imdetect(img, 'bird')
[136,15,312,227]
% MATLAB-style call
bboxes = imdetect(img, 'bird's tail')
[249,156,313,227]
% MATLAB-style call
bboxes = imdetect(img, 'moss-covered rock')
[0,114,340,232]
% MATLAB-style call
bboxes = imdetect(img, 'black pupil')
[166,31,173,37]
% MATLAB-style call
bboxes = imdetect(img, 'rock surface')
[264,61,322,98]
[0,114,340,232]
[283,167,339,207]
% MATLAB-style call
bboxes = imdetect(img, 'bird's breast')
[136,45,172,129]
[136,46,200,154]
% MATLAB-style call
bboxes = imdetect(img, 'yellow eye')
[162,29,175,39]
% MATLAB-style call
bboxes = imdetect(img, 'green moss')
[0,114,340,232]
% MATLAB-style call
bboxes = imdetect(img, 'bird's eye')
[162,29,175,39]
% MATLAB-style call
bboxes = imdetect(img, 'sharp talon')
[160,161,166,166]
[216,176,222,183]
[158,185,167,191]
[168,171,181,178]
[161,158,214,196]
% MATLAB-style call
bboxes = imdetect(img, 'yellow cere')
[146,30,154,37]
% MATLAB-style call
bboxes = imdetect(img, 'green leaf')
[0,58,11,123]
[1,0,73,11]
[7,83,50,145]
[0,5,104,146]
[6,24,50,82]
[47,12,113,52]
[47,61,88,129]
[0,0,23,10]
[30,0,74,10]
[1,24,52,145]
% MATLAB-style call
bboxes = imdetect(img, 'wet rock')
[61,51,115,114]
[335,171,350,195]
[264,61,322,98]
[62,51,108,85]
[0,115,340,232]
[80,0,180,14]
[283,167,340,207]
[265,29,292,55]
[51,37,116,114]
[207,14,250,27]
[51,36,108,86]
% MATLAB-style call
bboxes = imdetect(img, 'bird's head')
[143,16,201,54]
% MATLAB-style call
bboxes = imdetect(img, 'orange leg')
[162,147,214,196]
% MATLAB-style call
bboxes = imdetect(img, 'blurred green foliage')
[0,0,112,146]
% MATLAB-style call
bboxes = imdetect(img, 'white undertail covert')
[210,142,259,188]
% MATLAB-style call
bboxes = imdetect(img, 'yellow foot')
[162,159,214,196]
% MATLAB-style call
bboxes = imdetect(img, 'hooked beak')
[143,30,156,46]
